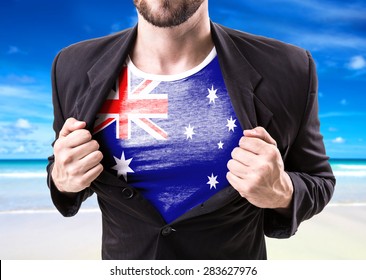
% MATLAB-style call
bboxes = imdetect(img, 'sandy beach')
[1,204,365,260]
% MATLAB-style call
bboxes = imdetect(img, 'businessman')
[47,0,335,259]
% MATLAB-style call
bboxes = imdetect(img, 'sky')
[0,0,365,159]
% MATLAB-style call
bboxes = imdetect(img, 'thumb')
[243,126,277,146]
[59,117,86,138]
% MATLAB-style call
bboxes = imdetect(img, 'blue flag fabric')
[94,49,243,223]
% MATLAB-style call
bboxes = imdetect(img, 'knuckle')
[258,161,271,174]
[227,159,234,170]
[53,140,62,153]
[64,117,73,126]
[91,140,100,150]
[67,165,80,177]
[54,138,67,153]
[267,147,278,159]
[256,126,265,134]
[96,163,104,174]
[231,147,240,159]
[63,118,76,130]
[58,153,73,166]
[84,130,92,141]
[78,129,92,141]
[96,150,104,161]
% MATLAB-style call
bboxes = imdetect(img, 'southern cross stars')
[184,124,195,139]
[217,141,224,149]
[111,151,134,182]
[226,116,237,132]
[207,173,219,189]
[207,85,218,104]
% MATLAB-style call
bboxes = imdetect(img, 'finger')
[73,140,100,160]
[238,136,271,155]
[230,147,258,166]
[59,118,86,138]
[67,160,104,190]
[227,158,250,178]
[81,163,104,187]
[226,171,247,196]
[78,150,104,173]
[62,129,93,148]
[243,126,277,146]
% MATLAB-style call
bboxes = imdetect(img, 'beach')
[0,159,366,260]
[0,204,365,260]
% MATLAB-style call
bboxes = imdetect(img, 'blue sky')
[0,0,365,159]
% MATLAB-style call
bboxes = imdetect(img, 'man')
[47,0,335,259]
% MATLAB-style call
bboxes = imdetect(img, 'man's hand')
[227,127,293,215]
[51,118,103,194]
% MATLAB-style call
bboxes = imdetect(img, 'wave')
[333,164,366,170]
[0,172,47,178]
[333,171,366,177]
[0,208,99,215]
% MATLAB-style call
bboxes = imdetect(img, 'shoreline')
[0,204,365,260]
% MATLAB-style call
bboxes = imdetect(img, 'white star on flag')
[207,173,219,189]
[226,116,237,132]
[111,151,134,182]
[207,85,218,104]
[184,124,195,139]
[218,141,224,149]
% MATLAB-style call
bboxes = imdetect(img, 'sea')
[0,159,365,213]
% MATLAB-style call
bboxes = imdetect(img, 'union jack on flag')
[94,66,168,140]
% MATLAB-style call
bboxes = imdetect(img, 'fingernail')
[75,121,85,126]
[243,129,256,136]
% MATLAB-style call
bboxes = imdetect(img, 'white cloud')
[0,74,36,84]
[0,84,53,121]
[332,137,346,144]
[15,118,32,129]
[14,145,25,153]
[294,32,366,50]
[7,46,20,54]
[347,55,366,70]
[0,85,39,99]
[0,121,53,158]
[7,45,26,55]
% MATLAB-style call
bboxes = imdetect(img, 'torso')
[94,48,243,223]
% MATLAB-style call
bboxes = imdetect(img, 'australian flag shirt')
[94,48,243,223]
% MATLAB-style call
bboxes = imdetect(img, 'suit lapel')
[75,26,138,131]
[211,23,272,130]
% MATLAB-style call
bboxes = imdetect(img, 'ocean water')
[0,159,365,213]
[0,159,98,213]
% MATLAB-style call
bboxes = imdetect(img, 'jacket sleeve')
[46,50,94,217]
[264,52,336,238]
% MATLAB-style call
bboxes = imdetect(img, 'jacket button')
[121,188,134,199]
[161,226,173,236]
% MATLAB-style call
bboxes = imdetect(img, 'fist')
[227,127,293,213]
[51,118,103,194]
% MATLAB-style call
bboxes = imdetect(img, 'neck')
[131,2,213,75]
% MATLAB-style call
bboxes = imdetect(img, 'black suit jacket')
[47,22,335,259]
